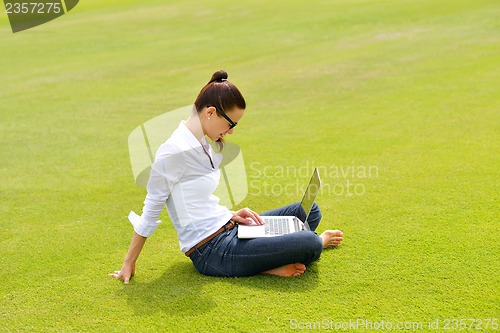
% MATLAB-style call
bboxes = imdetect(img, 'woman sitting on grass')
[110,70,343,282]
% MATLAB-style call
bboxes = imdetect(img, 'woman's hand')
[109,261,136,284]
[231,207,264,225]
[109,231,146,284]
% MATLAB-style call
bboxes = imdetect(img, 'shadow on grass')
[117,259,321,316]
[117,262,216,317]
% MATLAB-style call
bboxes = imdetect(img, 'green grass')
[1,0,499,332]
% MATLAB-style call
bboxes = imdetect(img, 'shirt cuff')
[128,211,161,237]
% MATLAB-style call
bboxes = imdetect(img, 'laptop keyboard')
[265,217,291,235]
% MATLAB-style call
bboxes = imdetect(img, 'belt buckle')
[226,220,235,230]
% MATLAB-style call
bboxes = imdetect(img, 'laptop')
[237,168,321,239]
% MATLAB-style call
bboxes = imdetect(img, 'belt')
[185,220,236,257]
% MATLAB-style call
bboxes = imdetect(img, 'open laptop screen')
[299,168,321,222]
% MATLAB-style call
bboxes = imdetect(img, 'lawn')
[0,0,498,332]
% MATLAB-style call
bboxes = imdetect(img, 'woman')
[110,70,343,283]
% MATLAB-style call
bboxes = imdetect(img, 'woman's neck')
[185,113,205,142]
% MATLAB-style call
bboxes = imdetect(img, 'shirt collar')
[178,121,217,169]
[178,120,205,150]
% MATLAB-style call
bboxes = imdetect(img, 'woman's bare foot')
[320,230,344,248]
[262,263,306,277]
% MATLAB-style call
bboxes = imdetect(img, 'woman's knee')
[306,203,322,231]
[311,202,322,220]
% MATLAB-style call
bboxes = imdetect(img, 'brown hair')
[194,70,246,116]
[194,70,246,150]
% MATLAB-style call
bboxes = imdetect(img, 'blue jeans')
[189,202,323,277]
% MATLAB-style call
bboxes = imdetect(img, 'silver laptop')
[238,168,321,239]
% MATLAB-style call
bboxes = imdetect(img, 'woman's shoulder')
[155,140,186,162]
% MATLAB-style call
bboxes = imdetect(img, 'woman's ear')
[205,106,216,119]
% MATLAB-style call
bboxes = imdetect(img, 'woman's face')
[204,107,245,142]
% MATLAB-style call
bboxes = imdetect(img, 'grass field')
[1,0,499,332]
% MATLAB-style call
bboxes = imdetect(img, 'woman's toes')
[294,263,306,271]
[321,230,344,248]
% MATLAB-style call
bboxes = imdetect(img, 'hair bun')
[209,70,228,83]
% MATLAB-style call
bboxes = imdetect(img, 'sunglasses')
[210,106,237,129]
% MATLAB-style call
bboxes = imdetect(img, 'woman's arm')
[110,151,185,283]
[109,231,147,284]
